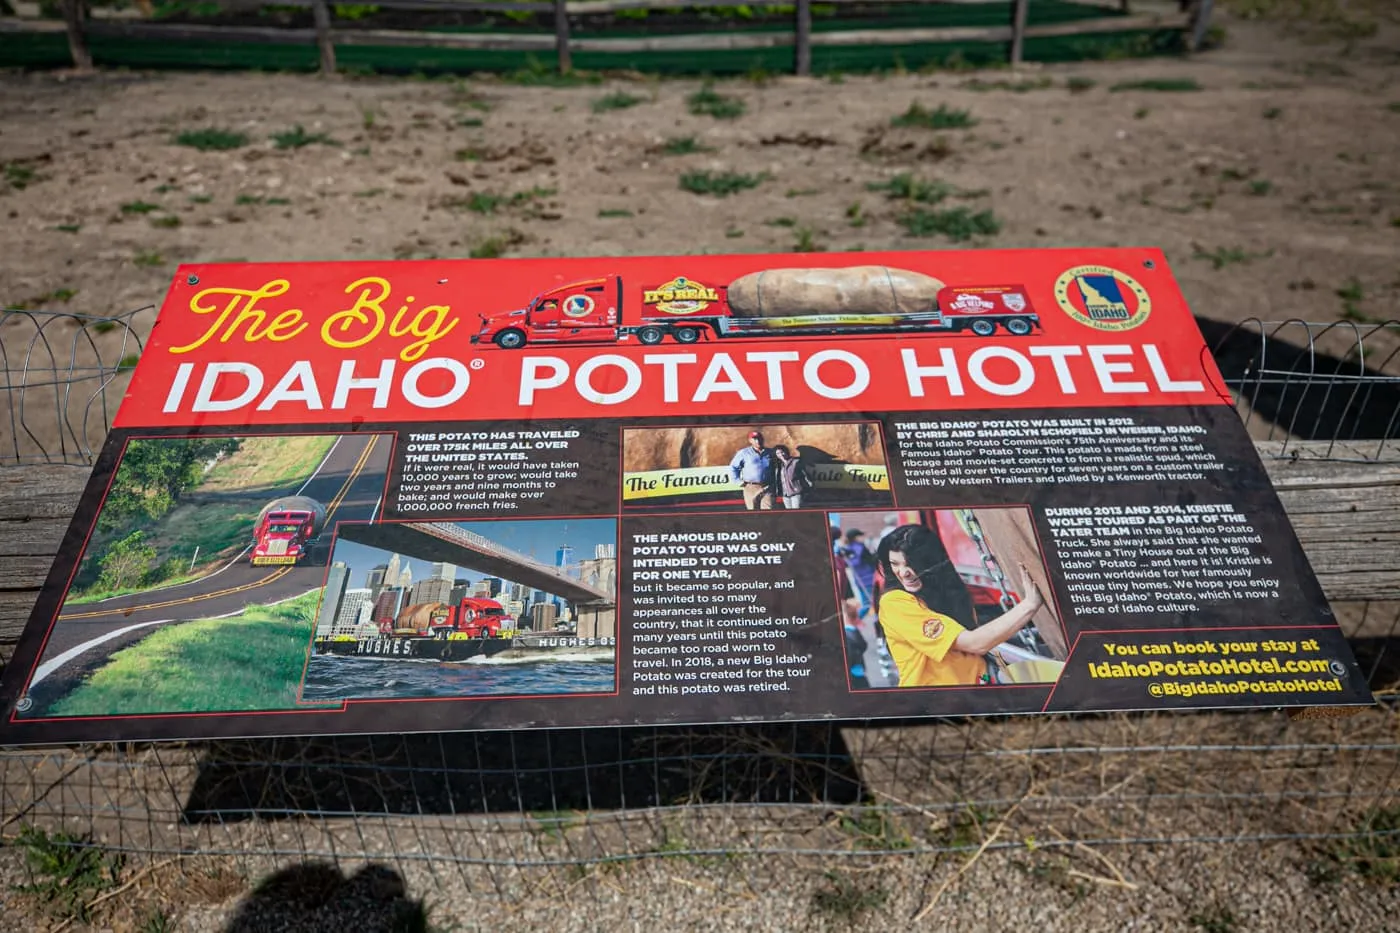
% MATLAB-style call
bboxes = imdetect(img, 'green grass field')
[155,498,264,563]
[49,591,324,716]
[198,434,336,494]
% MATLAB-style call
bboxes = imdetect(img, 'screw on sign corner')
[187,275,200,285]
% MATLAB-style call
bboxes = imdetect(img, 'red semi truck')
[470,270,1039,350]
[250,496,326,567]
[386,597,511,640]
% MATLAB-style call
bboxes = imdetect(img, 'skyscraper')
[594,542,615,560]
[530,602,559,631]
[317,561,350,639]
[552,545,574,612]
[365,563,388,599]
[398,563,413,592]
[372,586,404,627]
[409,575,452,607]
[334,588,372,636]
[385,553,401,589]
[480,576,503,597]
[429,561,457,583]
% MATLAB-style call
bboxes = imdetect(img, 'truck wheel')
[495,329,527,350]
[673,327,701,344]
[970,319,996,337]
[1005,318,1033,336]
[637,326,666,346]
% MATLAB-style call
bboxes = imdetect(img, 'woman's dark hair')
[875,523,975,626]
[773,445,790,456]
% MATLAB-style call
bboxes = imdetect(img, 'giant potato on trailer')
[726,266,946,318]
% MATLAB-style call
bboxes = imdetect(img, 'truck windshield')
[481,608,506,616]
[267,523,302,534]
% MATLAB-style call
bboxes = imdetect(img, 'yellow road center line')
[58,566,293,620]
[325,434,377,520]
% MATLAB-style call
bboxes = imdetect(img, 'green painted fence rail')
[1,1,1210,77]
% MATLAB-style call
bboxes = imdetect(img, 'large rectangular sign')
[0,249,1372,744]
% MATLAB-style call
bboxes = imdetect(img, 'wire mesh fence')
[0,306,146,467]
[0,309,1397,918]
[1201,317,1400,460]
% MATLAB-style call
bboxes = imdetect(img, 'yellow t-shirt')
[878,590,987,688]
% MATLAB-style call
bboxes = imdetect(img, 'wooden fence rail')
[12,1,1209,76]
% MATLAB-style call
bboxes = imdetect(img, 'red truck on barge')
[470,270,1039,350]
[385,597,511,640]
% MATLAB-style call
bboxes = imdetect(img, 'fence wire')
[0,306,146,467]
[0,310,1398,916]
[1203,317,1400,460]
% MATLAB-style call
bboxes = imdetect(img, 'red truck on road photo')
[250,496,326,567]
[470,266,1039,350]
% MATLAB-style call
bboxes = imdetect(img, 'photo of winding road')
[17,431,392,719]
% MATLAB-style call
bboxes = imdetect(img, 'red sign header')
[120,248,1228,428]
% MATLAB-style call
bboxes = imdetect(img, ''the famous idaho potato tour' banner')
[0,249,1372,744]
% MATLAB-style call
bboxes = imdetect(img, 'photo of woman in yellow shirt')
[874,523,1045,688]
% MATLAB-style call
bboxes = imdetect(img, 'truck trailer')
[386,597,511,640]
[470,268,1039,350]
[250,496,326,567]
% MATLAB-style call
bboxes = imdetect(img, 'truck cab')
[473,276,622,349]
[455,597,509,638]
[251,510,317,566]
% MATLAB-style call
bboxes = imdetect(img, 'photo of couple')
[728,430,814,510]
[620,423,892,513]
[830,508,1067,691]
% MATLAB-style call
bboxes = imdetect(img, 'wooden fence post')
[555,0,571,74]
[794,0,811,76]
[1010,0,1029,66]
[61,0,93,71]
[311,0,336,75]
[1189,0,1215,51]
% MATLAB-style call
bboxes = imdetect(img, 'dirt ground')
[2,7,1400,459]
[2,5,1400,931]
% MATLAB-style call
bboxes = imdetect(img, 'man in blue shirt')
[729,430,775,510]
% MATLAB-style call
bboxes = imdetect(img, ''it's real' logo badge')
[1054,265,1151,331]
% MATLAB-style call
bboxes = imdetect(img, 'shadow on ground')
[222,862,427,933]
[183,722,864,823]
